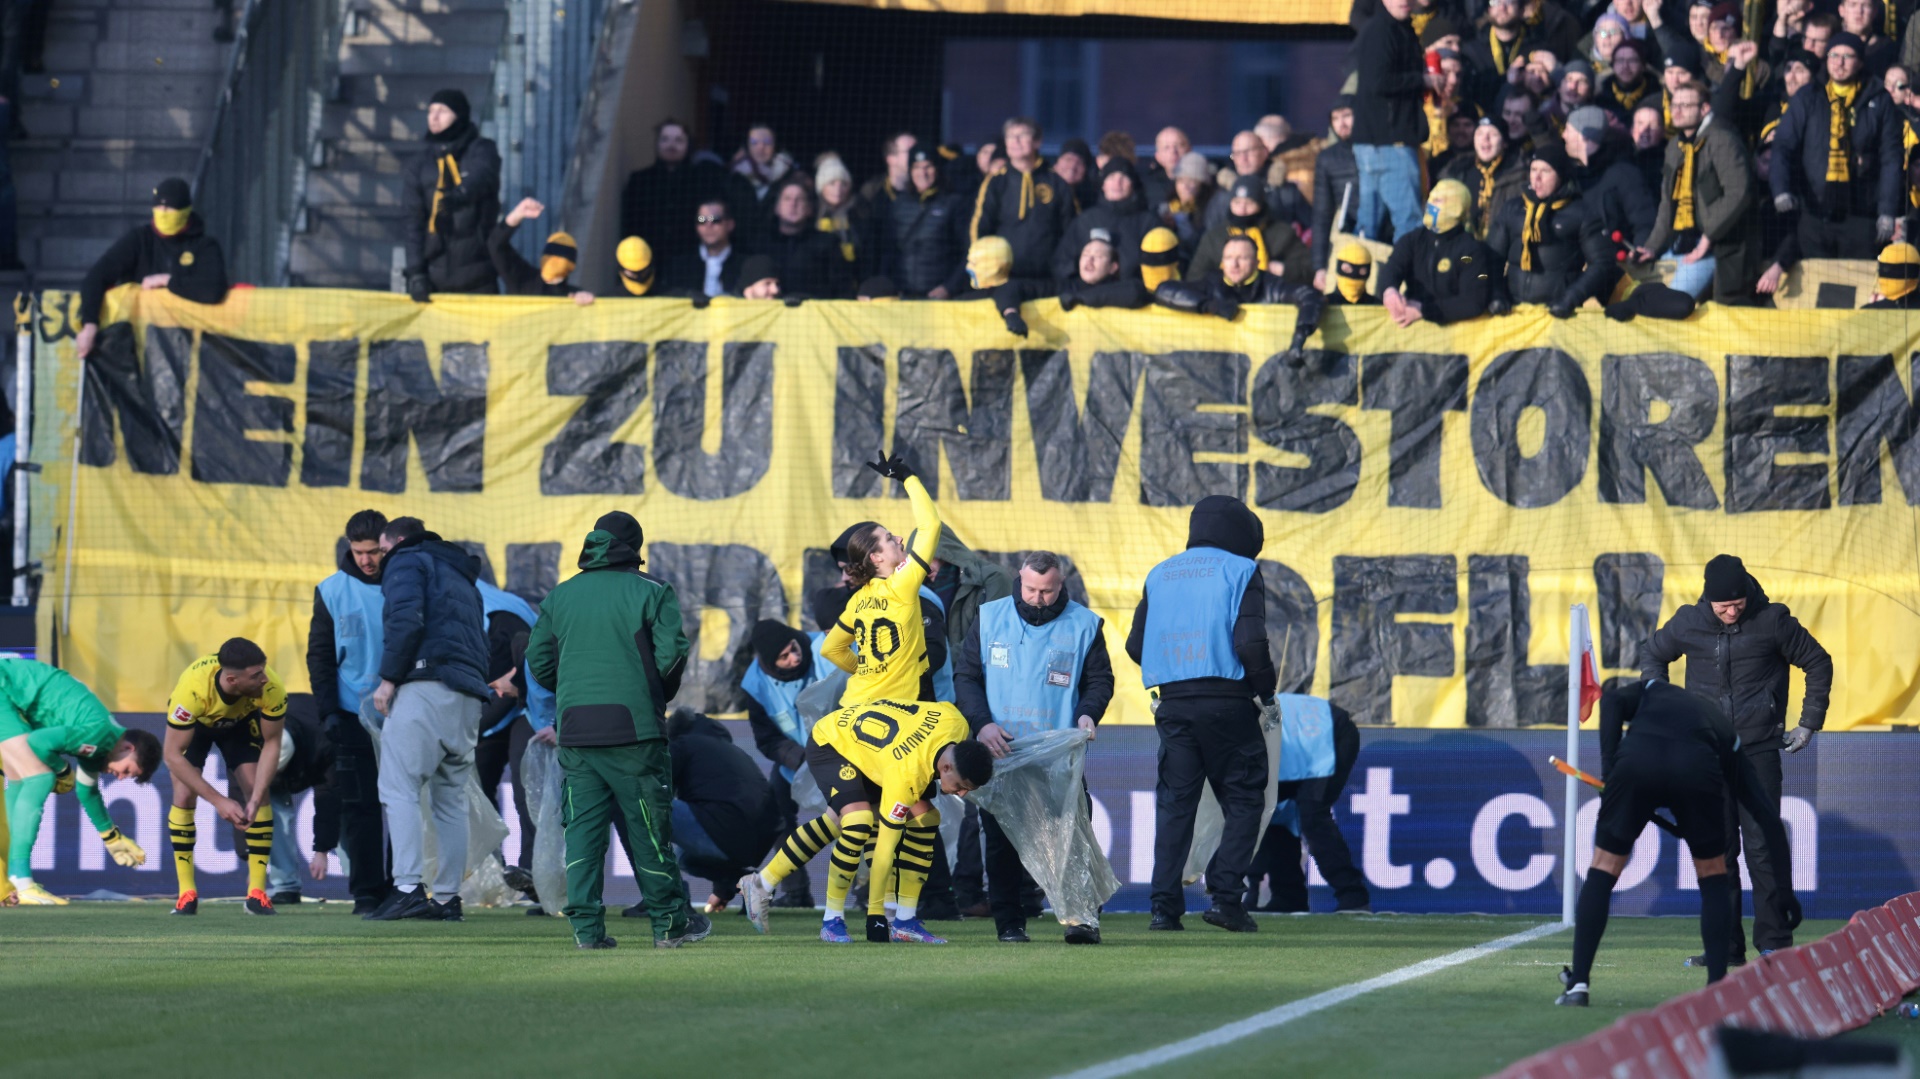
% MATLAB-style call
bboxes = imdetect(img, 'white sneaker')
[740,873,773,934]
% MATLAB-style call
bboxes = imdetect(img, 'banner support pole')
[12,295,31,607]
[1562,603,1589,926]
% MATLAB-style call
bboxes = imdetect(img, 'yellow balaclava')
[539,232,578,285]
[1141,227,1180,291]
[1423,179,1470,234]
[966,236,1013,290]
[1877,242,1920,302]
[1334,242,1372,303]
[152,177,192,237]
[616,236,655,296]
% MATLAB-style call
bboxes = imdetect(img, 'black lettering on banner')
[191,333,295,486]
[1725,354,1830,512]
[79,323,186,474]
[981,550,1092,607]
[895,348,1014,500]
[1330,555,1456,726]
[540,341,647,496]
[1470,348,1592,508]
[1597,352,1720,508]
[1835,353,1920,505]
[1259,558,1319,694]
[450,541,496,586]
[647,541,789,714]
[1593,553,1664,670]
[1359,351,1467,509]
[832,345,887,499]
[1465,555,1561,727]
[505,542,561,606]
[301,339,358,488]
[1139,351,1248,507]
[361,340,487,493]
[653,340,774,500]
[1250,348,1361,513]
[1019,349,1147,503]
[854,711,900,748]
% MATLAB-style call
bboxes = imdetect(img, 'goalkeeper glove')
[10,878,68,905]
[100,827,146,868]
[866,914,892,943]
[52,764,74,794]
[864,452,915,481]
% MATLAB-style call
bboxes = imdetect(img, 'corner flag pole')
[1562,604,1593,926]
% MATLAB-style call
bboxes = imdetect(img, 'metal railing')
[192,0,348,286]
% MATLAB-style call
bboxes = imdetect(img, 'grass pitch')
[0,904,1864,1077]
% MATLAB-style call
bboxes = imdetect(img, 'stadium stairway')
[288,0,508,289]
[12,0,230,290]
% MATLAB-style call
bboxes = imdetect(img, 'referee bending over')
[1557,680,1802,1006]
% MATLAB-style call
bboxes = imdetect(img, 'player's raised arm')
[865,451,940,595]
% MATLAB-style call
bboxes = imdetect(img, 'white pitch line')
[1051,921,1568,1079]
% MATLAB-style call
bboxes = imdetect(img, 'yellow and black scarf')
[1905,119,1920,208]
[1606,76,1651,113]
[1519,190,1572,271]
[1671,134,1700,232]
[1760,97,1788,146]
[1474,154,1505,236]
[1827,80,1861,183]
[1486,26,1526,75]
[429,153,463,235]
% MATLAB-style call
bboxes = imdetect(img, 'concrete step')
[305,168,406,208]
[338,43,499,77]
[303,204,414,240]
[289,229,402,282]
[101,7,231,44]
[84,39,230,74]
[29,235,118,274]
[325,137,427,173]
[321,104,427,143]
[352,0,511,16]
[72,103,214,142]
[346,9,507,47]
[336,72,491,111]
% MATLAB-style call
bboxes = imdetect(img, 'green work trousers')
[560,742,689,944]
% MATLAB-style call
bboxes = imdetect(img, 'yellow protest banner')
[28,287,1920,730]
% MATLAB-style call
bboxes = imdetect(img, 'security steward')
[1379,179,1498,326]
[74,177,230,358]
[1558,680,1802,1006]
[1641,554,1831,966]
[739,618,832,908]
[1244,700,1371,913]
[1486,145,1616,317]
[953,550,1114,945]
[1126,495,1276,934]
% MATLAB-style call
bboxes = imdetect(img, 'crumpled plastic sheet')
[1183,698,1286,887]
[521,738,567,916]
[359,699,516,907]
[966,729,1119,928]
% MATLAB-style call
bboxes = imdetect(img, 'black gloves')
[1487,297,1512,317]
[783,295,804,307]
[1775,891,1804,932]
[1548,301,1575,320]
[865,452,914,481]
[1208,297,1241,322]
[1000,307,1029,337]
[690,293,711,309]
[406,274,432,303]
[866,914,892,943]
[1058,292,1080,312]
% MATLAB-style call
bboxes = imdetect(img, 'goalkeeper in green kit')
[0,659,162,905]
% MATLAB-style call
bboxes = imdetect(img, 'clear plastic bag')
[1183,698,1285,886]
[359,698,516,907]
[521,738,567,916]
[966,729,1119,928]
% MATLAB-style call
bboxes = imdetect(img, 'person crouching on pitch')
[1557,680,1802,1006]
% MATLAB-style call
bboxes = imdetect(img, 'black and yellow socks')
[244,803,272,894]
[761,814,837,889]
[825,809,876,919]
[893,809,941,921]
[168,805,196,896]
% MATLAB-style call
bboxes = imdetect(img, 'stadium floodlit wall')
[29,719,1915,917]
[25,288,1920,732]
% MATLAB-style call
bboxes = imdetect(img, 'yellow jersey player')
[740,699,993,942]
[823,453,942,707]
[162,638,288,915]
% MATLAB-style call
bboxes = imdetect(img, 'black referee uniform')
[1558,680,1802,1005]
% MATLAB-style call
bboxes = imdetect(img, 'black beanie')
[811,584,853,632]
[737,254,778,292]
[749,619,812,681]
[1531,144,1573,184]
[1059,137,1093,167]
[153,177,192,209]
[429,88,471,125]
[1703,554,1748,602]
[593,510,644,561]
[830,522,879,565]
[1099,155,1141,189]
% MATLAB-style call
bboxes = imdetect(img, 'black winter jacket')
[1640,573,1833,745]
[1378,226,1497,325]
[876,187,970,295]
[668,713,779,868]
[759,226,851,298]
[1125,496,1276,702]
[1351,10,1429,147]
[378,531,490,700]
[307,544,380,719]
[1573,137,1659,248]
[953,598,1114,734]
[970,162,1079,280]
[487,220,573,297]
[1486,188,1618,309]
[1153,270,1326,351]
[79,214,229,324]
[268,696,343,852]
[1312,140,1359,270]
[1771,79,1903,219]
[620,158,729,272]
[401,122,501,294]
[1053,190,1160,283]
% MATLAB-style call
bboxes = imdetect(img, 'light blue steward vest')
[316,570,386,715]
[1276,694,1337,782]
[524,662,555,731]
[738,632,829,780]
[976,596,1102,740]
[1137,548,1257,687]
[477,581,540,735]
[920,586,955,702]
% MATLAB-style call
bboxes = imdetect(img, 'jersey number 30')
[855,616,902,664]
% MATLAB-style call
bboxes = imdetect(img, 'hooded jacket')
[1639,571,1834,744]
[79,212,230,324]
[1124,496,1277,702]
[742,621,814,772]
[401,121,501,294]
[378,530,490,700]
[524,529,690,746]
[1573,133,1659,248]
[970,160,1079,280]
[667,712,779,868]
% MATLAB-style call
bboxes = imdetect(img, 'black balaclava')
[1227,175,1268,229]
[427,88,473,143]
[811,584,852,632]
[1015,587,1070,627]
[1702,554,1748,603]
[749,619,812,682]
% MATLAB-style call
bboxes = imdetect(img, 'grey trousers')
[377,681,481,897]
